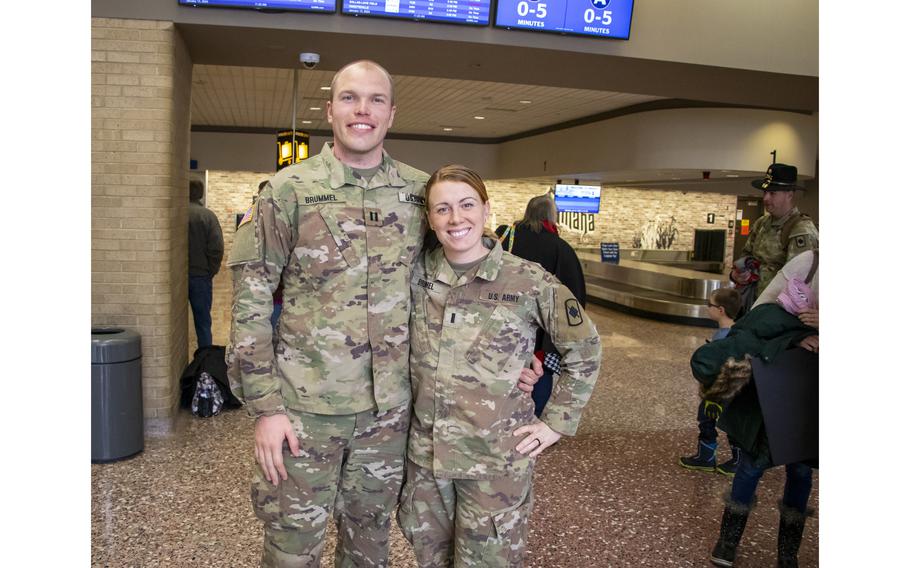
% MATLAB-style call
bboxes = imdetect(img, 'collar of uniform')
[426,236,502,286]
[321,143,408,190]
[770,207,800,227]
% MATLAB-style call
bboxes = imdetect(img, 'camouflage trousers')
[396,461,534,568]
[252,404,410,568]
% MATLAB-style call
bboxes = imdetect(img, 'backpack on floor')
[179,345,242,414]
[191,371,224,418]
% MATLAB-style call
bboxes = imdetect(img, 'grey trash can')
[91,328,144,463]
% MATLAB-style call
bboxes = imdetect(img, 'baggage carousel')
[577,251,728,327]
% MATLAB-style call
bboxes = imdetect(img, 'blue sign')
[600,242,620,263]
[495,0,634,39]
[342,0,492,25]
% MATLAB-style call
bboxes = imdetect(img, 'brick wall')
[91,18,193,429]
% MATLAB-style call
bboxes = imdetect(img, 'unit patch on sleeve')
[565,299,584,326]
[795,235,806,248]
[399,192,426,206]
[238,202,256,228]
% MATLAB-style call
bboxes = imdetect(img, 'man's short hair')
[258,180,268,193]
[711,287,742,319]
[189,180,204,202]
[329,60,395,105]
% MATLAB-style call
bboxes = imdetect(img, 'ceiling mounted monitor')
[495,0,634,39]
[341,0,491,26]
[554,184,601,213]
[178,0,335,13]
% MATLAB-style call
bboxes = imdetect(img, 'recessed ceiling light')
[443,127,453,132]
[725,174,739,178]
[474,116,485,120]
[309,106,321,111]
[301,120,312,124]
[519,100,532,104]
[319,86,330,91]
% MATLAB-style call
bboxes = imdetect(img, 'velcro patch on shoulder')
[238,202,256,228]
[795,236,806,248]
[565,299,583,326]
[399,192,426,206]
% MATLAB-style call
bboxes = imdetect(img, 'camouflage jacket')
[408,238,602,479]
[742,207,818,296]
[226,143,429,417]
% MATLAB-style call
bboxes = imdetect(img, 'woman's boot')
[710,498,752,567]
[777,501,810,568]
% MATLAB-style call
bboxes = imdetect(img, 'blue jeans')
[697,400,719,445]
[188,275,213,348]
[730,449,813,513]
[270,302,282,331]
[532,370,554,418]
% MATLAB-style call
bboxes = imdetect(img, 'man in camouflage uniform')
[399,232,602,567]
[740,162,819,296]
[226,60,429,567]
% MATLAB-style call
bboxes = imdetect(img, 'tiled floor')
[92,304,818,567]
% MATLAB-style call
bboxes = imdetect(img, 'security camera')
[299,52,320,70]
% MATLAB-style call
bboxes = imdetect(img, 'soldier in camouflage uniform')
[740,163,819,297]
[397,165,603,567]
[226,60,429,568]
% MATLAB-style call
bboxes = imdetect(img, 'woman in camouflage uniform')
[397,165,603,567]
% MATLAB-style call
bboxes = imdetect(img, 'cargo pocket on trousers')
[485,484,534,566]
[251,466,285,530]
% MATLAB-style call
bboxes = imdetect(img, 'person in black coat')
[495,194,587,417]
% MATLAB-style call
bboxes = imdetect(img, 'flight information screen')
[495,0,634,39]
[554,184,601,213]
[342,0,491,25]
[178,0,335,12]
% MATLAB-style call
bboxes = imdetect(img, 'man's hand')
[513,420,562,458]
[798,335,819,354]
[517,357,544,394]
[254,413,300,486]
[798,308,819,329]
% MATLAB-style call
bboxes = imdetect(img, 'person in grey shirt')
[188,179,224,348]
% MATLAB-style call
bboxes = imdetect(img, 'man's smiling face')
[326,62,396,168]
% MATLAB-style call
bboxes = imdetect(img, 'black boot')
[716,446,741,477]
[679,441,717,472]
[777,501,810,568]
[710,499,752,567]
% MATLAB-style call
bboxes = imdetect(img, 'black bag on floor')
[180,345,242,412]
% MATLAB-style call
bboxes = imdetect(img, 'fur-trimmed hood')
[700,356,753,402]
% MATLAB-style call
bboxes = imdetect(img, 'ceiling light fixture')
[443,127,453,131]
[519,100,531,104]
[474,116,485,120]
[309,106,321,111]
[320,86,331,91]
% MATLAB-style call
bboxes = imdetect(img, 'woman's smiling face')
[427,179,491,264]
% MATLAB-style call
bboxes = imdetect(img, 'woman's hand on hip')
[513,420,562,458]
